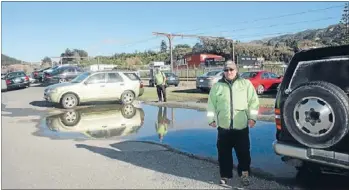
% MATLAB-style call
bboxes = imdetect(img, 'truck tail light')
[140,82,144,88]
[275,108,281,130]
[25,76,29,81]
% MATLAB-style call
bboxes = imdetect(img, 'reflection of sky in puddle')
[132,105,297,178]
[35,103,295,178]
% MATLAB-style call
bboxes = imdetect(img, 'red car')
[240,70,283,94]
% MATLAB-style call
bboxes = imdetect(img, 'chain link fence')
[138,63,287,79]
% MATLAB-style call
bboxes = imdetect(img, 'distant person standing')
[206,60,259,187]
[154,68,167,102]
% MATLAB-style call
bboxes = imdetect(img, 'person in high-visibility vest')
[154,68,167,102]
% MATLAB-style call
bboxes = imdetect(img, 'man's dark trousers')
[217,126,251,178]
[156,84,166,102]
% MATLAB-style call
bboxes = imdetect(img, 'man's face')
[224,67,237,80]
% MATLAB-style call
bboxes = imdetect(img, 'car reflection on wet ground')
[36,103,348,189]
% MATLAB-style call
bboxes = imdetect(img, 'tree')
[160,40,167,53]
[340,2,349,44]
[42,56,52,64]
[60,48,88,64]
[173,44,192,60]
[274,42,280,48]
[192,42,204,53]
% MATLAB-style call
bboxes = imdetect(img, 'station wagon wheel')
[121,104,137,119]
[121,90,135,104]
[257,85,264,95]
[59,110,81,127]
[61,93,78,109]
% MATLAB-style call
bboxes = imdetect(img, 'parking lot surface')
[2,85,347,189]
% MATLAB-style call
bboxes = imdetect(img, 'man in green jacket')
[207,60,259,187]
[154,69,167,102]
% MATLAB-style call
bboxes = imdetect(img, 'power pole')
[153,32,234,72]
[232,40,235,62]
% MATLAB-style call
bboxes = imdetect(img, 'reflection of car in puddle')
[258,107,274,115]
[45,104,145,139]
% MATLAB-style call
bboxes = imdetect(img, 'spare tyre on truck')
[283,81,349,149]
[273,44,349,173]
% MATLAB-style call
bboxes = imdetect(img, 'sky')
[1,1,346,62]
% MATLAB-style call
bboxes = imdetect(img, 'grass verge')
[139,87,276,107]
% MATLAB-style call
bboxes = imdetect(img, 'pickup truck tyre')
[283,81,349,149]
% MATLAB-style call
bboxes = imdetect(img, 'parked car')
[33,67,51,82]
[3,71,30,90]
[240,70,283,95]
[43,65,84,84]
[44,103,145,139]
[44,70,144,109]
[2,78,7,91]
[196,70,223,92]
[273,45,349,174]
[149,72,179,87]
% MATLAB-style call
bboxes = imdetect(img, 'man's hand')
[248,120,256,128]
[209,121,217,128]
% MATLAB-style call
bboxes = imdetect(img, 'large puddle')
[34,103,348,188]
[35,103,293,176]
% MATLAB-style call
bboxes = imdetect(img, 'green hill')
[1,54,26,66]
[252,24,347,48]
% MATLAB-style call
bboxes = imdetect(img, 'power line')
[219,16,339,34]
[118,37,158,47]
[112,5,342,52]
[175,4,344,34]
[210,16,340,39]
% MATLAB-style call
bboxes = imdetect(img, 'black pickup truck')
[273,45,349,174]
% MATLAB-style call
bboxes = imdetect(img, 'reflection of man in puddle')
[207,60,259,187]
[155,107,170,142]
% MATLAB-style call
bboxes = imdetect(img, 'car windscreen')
[204,71,221,76]
[51,68,64,75]
[240,72,258,79]
[71,72,91,83]
[6,72,26,79]
[123,72,141,81]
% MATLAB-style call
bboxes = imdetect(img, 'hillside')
[252,24,346,48]
[1,54,26,66]
[3,23,347,69]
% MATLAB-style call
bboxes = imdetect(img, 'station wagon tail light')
[6,80,11,85]
[25,76,29,81]
[275,108,281,130]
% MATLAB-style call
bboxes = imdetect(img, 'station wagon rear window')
[6,72,26,78]
[123,73,141,81]
[288,57,349,91]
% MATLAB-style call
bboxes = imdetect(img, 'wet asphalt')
[2,86,348,189]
